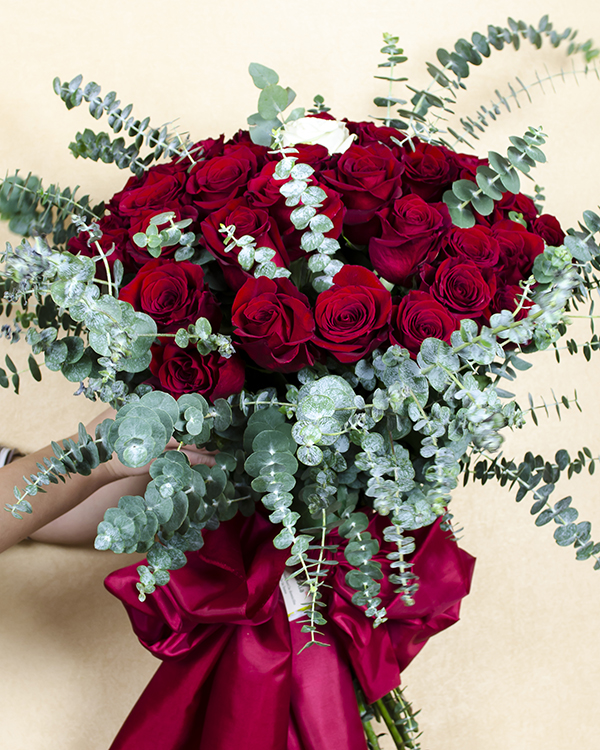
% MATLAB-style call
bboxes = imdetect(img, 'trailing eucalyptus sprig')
[410,16,599,124]
[53,75,197,175]
[246,64,305,146]
[443,126,548,228]
[0,171,102,244]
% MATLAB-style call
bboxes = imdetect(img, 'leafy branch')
[410,16,598,124]
[0,171,102,244]
[465,448,600,567]
[443,126,548,227]
[53,75,197,175]
[523,389,582,425]
[450,61,600,145]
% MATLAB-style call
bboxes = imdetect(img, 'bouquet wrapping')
[2,19,600,748]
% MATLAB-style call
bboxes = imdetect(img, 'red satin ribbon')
[105,511,475,750]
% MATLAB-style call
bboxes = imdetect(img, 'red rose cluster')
[70,122,565,400]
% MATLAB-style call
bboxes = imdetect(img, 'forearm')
[0,437,117,553]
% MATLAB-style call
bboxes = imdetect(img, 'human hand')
[87,408,218,483]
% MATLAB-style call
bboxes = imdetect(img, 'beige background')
[1,0,600,747]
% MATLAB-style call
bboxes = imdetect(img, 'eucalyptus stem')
[386,62,395,126]
[356,690,383,750]
[375,698,405,747]
[92,240,115,297]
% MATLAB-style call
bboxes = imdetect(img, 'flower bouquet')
[2,15,600,749]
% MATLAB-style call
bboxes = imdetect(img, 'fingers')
[180,448,217,467]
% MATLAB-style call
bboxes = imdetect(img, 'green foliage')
[218,221,292,281]
[272,154,342,291]
[372,33,416,130]
[410,16,599,124]
[0,171,102,246]
[132,212,196,260]
[5,420,112,518]
[466,447,600,568]
[307,94,331,115]
[53,75,195,175]
[443,127,548,227]
[247,64,304,146]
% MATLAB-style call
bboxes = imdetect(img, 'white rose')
[280,116,355,155]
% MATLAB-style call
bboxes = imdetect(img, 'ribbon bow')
[105,511,474,749]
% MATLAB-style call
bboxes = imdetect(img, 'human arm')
[0,408,216,552]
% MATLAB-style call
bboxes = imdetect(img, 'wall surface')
[1,1,600,748]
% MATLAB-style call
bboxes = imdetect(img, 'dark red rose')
[110,161,189,219]
[201,198,290,291]
[119,260,221,334]
[346,121,406,154]
[224,139,269,168]
[491,192,538,226]
[442,226,500,268]
[149,343,245,402]
[491,284,533,321]
[491,220,545,285]
[532,214,565,246]
[313,265,392,363]
[425,258,496,318]
[391,290,458,357]
[68,212,130,274]
[449,151,487,181]
[369,194,451,286]
[402,140,459,202]
[188,136,225,162]
[266,142,332,170]
[125,204,199,268]
[322,142,404,244]
[232,276,315,372]
[246,162,345,262]
[186,145,260,214]
[263,140,332,172]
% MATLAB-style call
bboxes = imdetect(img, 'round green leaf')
[442,190,475,228]
[470,191,494,216]
[252,429,296,454]
[248,62,279,89]
[475,166,503,200]
[258,84,289,120]
[297,445,323,466]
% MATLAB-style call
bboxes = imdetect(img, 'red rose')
[491,192,538,226]
[442,226,500,268]
[119,260,221,334]
[68,212,129,273]
[346,121,406,154]
[186,145,261,215]
[369,195,450,286]
[532,214,565,246]
[449,150,487,181]
[188,136,225,162]
[491,284,533,321]
[391,290,458,357]
[322,142,404,244]
[201,198,290,291]
[126,204,199,268]
[491,220,544,285]
[246,162,345,262]
[425,258,496,318]
[313,265,392,363]
[232,276,315,372]
[402,140,459,202]
[266,142,332,170]
[149,343,245,402]
[110,161,189,219]
[223,137,269,166]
